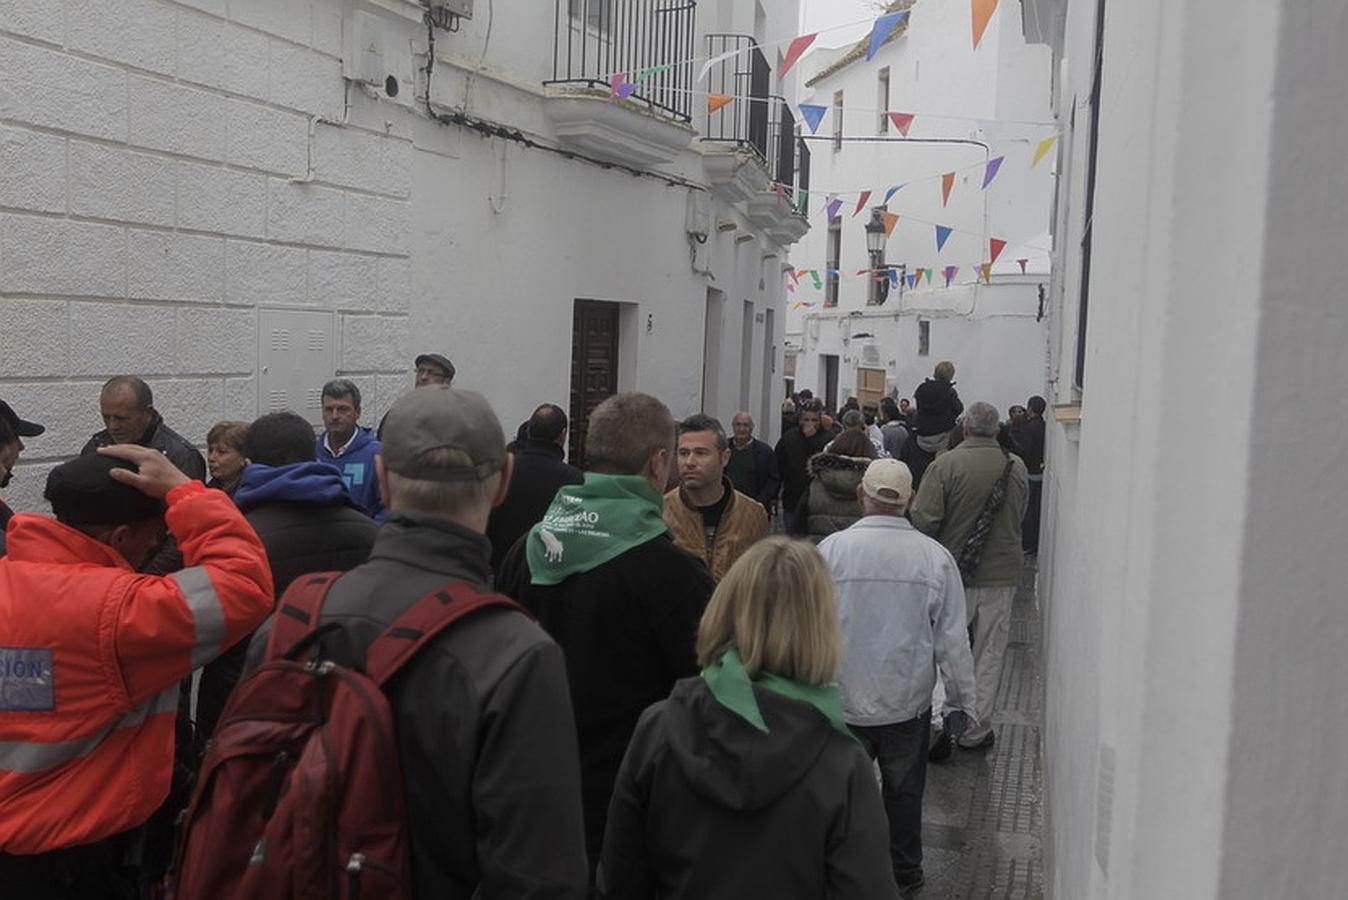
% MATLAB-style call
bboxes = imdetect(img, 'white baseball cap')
[861,458,913,505]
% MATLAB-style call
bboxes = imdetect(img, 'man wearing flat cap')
[0,400,45,556]
[414,352,455,387]
[247,386,588,899]
[0,444,272,891]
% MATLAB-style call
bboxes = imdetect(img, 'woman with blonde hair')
[598,537,899,900]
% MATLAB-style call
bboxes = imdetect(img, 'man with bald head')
[725,411,780,516]
[83,377,205,482]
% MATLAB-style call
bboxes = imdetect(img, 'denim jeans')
[851,710,931,880]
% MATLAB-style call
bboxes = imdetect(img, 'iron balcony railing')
[702,34,771,161]
[796,135,811,213]
[547,0,698,123]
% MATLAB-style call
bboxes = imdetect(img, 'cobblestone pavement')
[919,561,1044,898]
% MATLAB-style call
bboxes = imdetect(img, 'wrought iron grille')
[702,34,771,161]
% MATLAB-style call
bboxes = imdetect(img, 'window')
[918,320,931,356]
[832,89,844,151]
[569,0,611,32]
[877,68,890,134]
[825,218,841,307]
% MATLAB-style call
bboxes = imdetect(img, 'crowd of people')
[0,354,1046,899]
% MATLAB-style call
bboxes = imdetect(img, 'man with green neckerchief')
[497,393,715,883]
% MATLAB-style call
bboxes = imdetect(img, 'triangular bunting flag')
[883,184,905,204]
[708,93,734,114]
[972,0,999,50]
[786,282,795,293]
[699,47,741,84]
[980,262,993,283]
[1033,134,1058,168]
[1017,258,1029,274]
[610,73,636,100]
[883,212,900,236]
[867,10,910,61]
[787,268,800,285]
[889,112,915,137]
[941,172,956,207]
[811,270,823,290]
[825,197,843,220]
[889,269,900,286]
[907,272,918,289]
[982,156,1005,190]
[944,265,959,287]
[853,191,873,217]
[935,225,953,252]
[855,268,872,277]
[989,238,1007,264]
[800,103,827,134]
[781,33,818,77]
[925,268,933,284]
[913,267,924,284]
[635,64,672,82]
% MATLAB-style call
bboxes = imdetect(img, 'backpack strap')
[364,581,525,687]
[264,571,344,661]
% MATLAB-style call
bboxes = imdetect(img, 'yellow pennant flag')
[1033,134,1058,168]
[883,212,900,237]
[708,93,734,114]
[980,262,993,283]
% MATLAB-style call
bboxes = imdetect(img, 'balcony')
[745,97,811,245]
[544,0,699,167]
[700,34,772,202]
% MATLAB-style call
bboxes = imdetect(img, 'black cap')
[0,400,43,438]
[45,455,167,525]
[414,353,455,381]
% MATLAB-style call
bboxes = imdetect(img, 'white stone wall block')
[340,313,408,372]
[309,249,377,310]
[225,239,308,306]
[0,215,125,296]
[0,37,128,141]
[66,0,177,76]
[0,0,64,45]
[0,126,66,213]
[176,13,270,99]
[2,381,106,464]
[311,124,412,198]
[0,299,67,377]
[177,162,268,237]
[70,141,177,227]
[311,8,343,57]
[68,301,176,376]
[225,100,309,176]
[127,229,225,302]
[228,0,312,46]
[372,373,411,422]
[129,76,230,161]
[173,0,225,16]
[376,257,412,314]
[268,42,344,118]
[342,193,409,255]
[176,306,255,374]
[267,179,347,247]
[223,375,258,420]
[3,460,59,514]
[151,378,225,447]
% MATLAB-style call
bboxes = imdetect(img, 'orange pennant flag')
[708,93,734,114]
[941,172,956,207]
[980,262,993,283]
[883,212,900,237]
[1033,134,1058,168]
[972,0,999,50]
[853,191,873,217]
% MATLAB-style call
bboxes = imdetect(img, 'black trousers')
[1022,477,1043,553]
[851,711,932,879]
[0,834,140,900]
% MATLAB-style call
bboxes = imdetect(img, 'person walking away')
[316,379,385,521]
[818,460,977,897]
[774,401,829,534]
[790,430,875,543]
[486,403,583,570]
[497,393,715,880]
[205,421,248,495]
[599,538,900,900]
[725,411,780,516]
[879,398,909,460]
[663,415,768,582]
[1019,396,1048,554]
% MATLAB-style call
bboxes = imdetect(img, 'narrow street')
[921,562,1044,898]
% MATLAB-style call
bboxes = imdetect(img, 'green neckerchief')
[701,648,856,742]
[527,473,669,586]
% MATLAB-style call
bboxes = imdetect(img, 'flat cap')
[380,387,505,483]
[414,353,456,381]
[0,400,44,438]
[45,454,166,525]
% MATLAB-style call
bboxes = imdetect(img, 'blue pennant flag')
[883,183,905,204]
[800,103,827,134]
[907,272,918,289]
[935,225,953,252]
[867,10,910,61]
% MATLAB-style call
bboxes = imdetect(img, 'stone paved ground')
[918,562,1044,898]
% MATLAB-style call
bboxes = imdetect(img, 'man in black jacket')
[1019,396,1047,554]
[775,401,829,534]
[195,412,379,744]
[487,403,583,569]
[726,411,780,514]
[249,387,588,899]
[497,392,715,880]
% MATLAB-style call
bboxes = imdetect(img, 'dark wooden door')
[569,300,620,468]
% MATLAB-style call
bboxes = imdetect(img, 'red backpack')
[164,573,523,899]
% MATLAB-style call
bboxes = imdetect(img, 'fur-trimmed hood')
[806,451,871,501]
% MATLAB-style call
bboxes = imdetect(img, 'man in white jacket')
[818,458,977,899]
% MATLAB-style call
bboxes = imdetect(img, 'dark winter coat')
[775,427,831,514]
[1018,415,1046,474]
[912,378,964,437]
[246,513,589,900]
[598,678,900,900]
[0,499,11,556]
[791,452,871,544]
[486,440,583,570]
[315,425,384,521]
[726,437,781,511]
[496,532,715,874]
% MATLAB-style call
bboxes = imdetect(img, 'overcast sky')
[800,0,879,49]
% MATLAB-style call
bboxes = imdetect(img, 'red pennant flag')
[882,212,899,236]
[708,93,734,113]
[1017,258,1029,274]
[989,238,1007,264]
[889,112,915,136]
[972,0,999,50]
[853,191,873,217]
[781,33,818,77]
[941,172,956,207]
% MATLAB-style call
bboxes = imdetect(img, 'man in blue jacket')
[316,378,385,521]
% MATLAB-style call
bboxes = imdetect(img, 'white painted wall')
[0,0,803,512]
[1038,0,1348,897]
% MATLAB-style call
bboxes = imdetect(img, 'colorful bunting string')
[707,93,734,113]
[800,104,828,134]
[883,212,900,237]
[981,156,1005,189]
[1017,258,1029,274]
[935,225,954,252]
[944,266,959,287]
[883,184,904,204]
[972,0,999,50]
[609,73,636,100]
[1033,135,1058,168]
[989,238,1007,264]
[867,10,911,61]
[825,197,843,220]
[941,172,956,207]
[781,33,817,77]
[889,112,916,136]
[853,191,872,217]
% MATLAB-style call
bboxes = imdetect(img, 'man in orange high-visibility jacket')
[0,444,273,894]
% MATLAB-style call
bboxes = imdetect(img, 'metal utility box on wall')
[258,309,335,426]
[430,0,473,20]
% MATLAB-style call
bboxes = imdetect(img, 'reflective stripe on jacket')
[0,481,273,854]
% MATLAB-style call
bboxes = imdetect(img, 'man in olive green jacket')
[910,401,1028,749]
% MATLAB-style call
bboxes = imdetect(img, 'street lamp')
[864,208,893,305]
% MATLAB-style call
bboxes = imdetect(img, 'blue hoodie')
[234,461,356,512]
[314,425,385,522]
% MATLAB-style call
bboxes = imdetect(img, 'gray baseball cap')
[380,386,505,482]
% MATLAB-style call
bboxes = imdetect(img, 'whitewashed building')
[0,0,809,511]
[784,0,1055,416]
[1033,0,1348,896]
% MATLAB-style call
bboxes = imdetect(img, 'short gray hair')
[964,402,1000,437]
[585,393,675,475]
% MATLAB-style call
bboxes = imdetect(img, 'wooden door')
[569,300,621,468]
[856,367,887,410]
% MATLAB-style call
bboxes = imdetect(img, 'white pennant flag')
[699,47,743,84]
